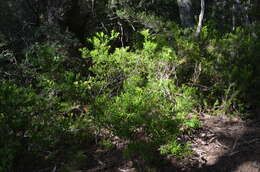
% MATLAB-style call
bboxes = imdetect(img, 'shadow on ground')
[193,114,260,172]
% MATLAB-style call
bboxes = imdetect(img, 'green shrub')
[0,42,92,171]
[169,24,260,114]
[81,30,200,157]
[0,82,68,170]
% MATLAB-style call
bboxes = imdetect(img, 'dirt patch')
[188,114,260,172]
[73,114,260,172]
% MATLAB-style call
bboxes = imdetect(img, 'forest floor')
[190,113,260,172]
[73,111,260,172]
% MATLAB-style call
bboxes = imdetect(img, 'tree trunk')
[177,0,195,28]
[195,0,205,37]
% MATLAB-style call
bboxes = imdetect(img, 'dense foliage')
[0,0,259,171]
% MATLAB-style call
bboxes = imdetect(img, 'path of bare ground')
[191,113,260,172]
[76,112,260,172]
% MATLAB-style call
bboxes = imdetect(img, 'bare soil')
[191,114,260,172]
[77,113,260,172]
